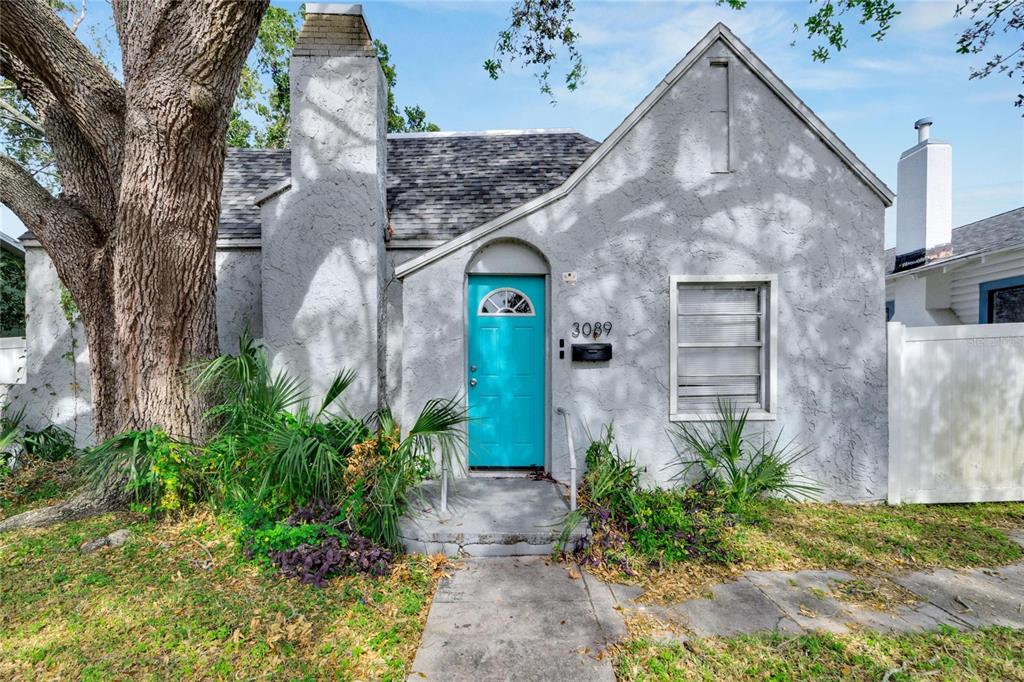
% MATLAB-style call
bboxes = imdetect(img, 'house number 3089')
[571,321,613,338]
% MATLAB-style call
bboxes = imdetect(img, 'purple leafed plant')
[262,501,393,587]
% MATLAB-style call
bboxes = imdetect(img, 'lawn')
[636,500,1024,603]
[616,627,1024,681]
[0,509,446,680]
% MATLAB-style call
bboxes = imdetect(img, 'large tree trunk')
[0,0,268,532]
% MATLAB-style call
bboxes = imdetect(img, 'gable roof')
[387,130,599,241]
[394,22,895,279]
[0,231,24,259]
[884,206,1024,277]
[213,130,598,242]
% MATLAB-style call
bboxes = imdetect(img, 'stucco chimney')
[260,3,387,415]
[894,117,952,271]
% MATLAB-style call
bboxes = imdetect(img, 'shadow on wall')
[261,85,385,418]
[7,247,263,448]
[892,324,1024,502]
[400,41,889,501]
[4,307,92,447]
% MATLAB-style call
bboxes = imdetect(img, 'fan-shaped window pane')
[479,288,535,316]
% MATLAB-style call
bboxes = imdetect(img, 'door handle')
[470,378,478,387]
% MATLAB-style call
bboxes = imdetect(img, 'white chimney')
[260,3,387,415]
[894,117,952,270]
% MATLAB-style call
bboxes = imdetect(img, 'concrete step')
[399,477,588,557]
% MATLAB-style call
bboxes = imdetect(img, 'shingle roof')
[220,148,290,239]
[385,130,599,241]
[1,231,24,258]
[216,130,599,242]
[885,206,1024,275]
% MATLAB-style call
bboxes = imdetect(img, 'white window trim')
[669,274,778,422]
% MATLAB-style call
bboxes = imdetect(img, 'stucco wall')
[7,246,263,445]
[217,246,265,350]
[399,39,889,501]
[260,52,387,417]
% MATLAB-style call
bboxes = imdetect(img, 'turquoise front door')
[467,275,546,468]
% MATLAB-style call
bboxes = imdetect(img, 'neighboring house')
[885,119,1024,326]
[0,230,25,336]
[0,232,26,394]
[12,6,895,501]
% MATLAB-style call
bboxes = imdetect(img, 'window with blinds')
[670,276,777,420]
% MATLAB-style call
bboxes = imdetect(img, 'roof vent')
[915,117,932,144]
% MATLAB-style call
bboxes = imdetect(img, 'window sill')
[670,410,776,423]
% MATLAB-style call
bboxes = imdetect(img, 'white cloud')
[899,1,958,31]
[554,2,796,109]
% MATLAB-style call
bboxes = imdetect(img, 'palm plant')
[1,405,25,468]
[669,400,821,514]
[196,335,367,509]
[361,399,468,548]
[195,333,468,547]
[77,428,196,510]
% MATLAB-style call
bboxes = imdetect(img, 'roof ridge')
[387,128,581,140]
[226,147,289,154]
[953,205,1024,232]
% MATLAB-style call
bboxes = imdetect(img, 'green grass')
[0,460,79,518]
[616,627,1024,681]
[633,500,1024,604]
[0,511,444,680]
[735,500,1024,572]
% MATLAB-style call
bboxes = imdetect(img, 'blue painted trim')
[978,274,1024,324]
[885,300,895,322]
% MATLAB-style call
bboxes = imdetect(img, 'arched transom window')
[478,288,535,316]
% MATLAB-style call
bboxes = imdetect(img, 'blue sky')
[2,0,1021,247]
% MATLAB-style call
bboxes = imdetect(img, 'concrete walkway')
[407,557,627,681]
[407,533,1024,680]
[634,531,1024,639]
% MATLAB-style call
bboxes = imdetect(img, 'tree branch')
[0,155,72,239]
[1,47,117,228]
[0,153,106,316]
[1,0,124,186]
[0,98,44,134]
[69,0,88,34]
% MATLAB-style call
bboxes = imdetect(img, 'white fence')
[0,336,26,386]
[888,321,1024,504]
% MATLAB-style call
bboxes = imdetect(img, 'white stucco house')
[9,5,897,502]
[885,119,1024,326]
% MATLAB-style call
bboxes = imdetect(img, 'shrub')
[75,332,466,575]
[77,428,201,513]
[1,405,24,469]
[242,501,393,586]
[668,400,821,516]
[564,424,733,573]
[195,333,467,550]
[22,424,77,462]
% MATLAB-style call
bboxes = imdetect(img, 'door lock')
[470,364,477,372]
[470,378,478,387]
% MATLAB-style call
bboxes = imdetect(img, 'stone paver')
[636,560,1024,643]
[895,566,1024,629]
[745,570,852,633]
[407,557,625,681]
[669,578,802,637]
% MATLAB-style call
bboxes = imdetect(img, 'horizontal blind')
[676,284,764,411]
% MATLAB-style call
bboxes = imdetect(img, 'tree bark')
[0,0,268,531]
